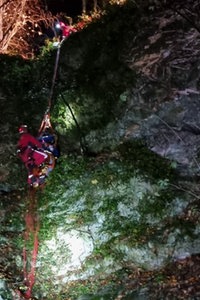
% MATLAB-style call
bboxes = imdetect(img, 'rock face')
[124,94,200,176]
[82,5,200,177]
[53,2,200,178]
[120,6,200,176]
[2,2,200,183]
[2,2,200,299]
[146,96,200,175]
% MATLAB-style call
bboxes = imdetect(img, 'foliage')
[0,54,32,95]
[2,1,200,298]
[33,139,189,299]
[117,140,175,181]
[0,49,56,130]
[0,0,53,58]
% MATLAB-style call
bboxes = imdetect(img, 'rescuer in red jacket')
[55,21,76,40]
[17,125,48,170]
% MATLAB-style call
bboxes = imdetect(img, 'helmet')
[18,125,28,134]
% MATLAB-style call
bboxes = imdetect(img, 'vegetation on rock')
[1,0,200,299]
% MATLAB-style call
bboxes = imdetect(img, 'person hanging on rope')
[17,125,49,187]
[37,111,60,159]
[38,127,60,159]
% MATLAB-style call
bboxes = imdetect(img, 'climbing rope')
[16,40,65,299]
[15,189,39,299]
[39,38,88,154]
[38,39,64,135]
[48,42,62,109]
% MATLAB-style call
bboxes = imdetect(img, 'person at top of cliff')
[55,20,76,40]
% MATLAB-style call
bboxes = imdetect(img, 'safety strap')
[38,111,53,135]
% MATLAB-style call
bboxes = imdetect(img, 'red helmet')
[18,125,28,134]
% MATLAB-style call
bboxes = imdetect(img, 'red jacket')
[60,22,76,37]
[18,133,42,150]
[17,133,46,167]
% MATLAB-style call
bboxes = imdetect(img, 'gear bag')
[31,149,48,166]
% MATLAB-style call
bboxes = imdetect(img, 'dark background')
[46,0,82,18]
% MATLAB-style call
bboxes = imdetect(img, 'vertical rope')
[16,189,39,299]
[48,44,61,109]
[48,38,65,110]
[38,39,64,135]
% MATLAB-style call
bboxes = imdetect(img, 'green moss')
[37,143,176,245]
[117,140,175,181]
